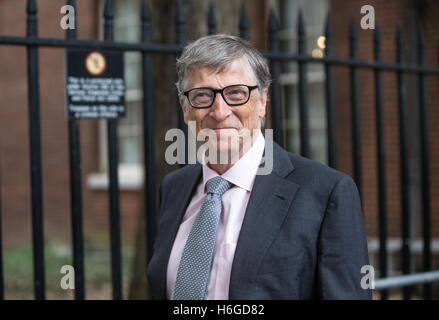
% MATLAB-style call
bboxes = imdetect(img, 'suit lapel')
[229,142,300,299]
[154,164,202,299]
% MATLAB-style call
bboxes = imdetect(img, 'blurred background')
[0,0,438,299]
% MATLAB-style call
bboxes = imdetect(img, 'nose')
[209,92,232,121]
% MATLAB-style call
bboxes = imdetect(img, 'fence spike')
[324,12,332,56]
[437,35,439,64]
[66,0,77,39]
[349,17,357,40]
[141,0,151,22]
[175,0,185,45]
[26,0,38,37]
[27,0,37,14]
[268,9,278,51]
[396,24,403,63]
[298,9,305,36]
[297,9,306,54]
[141,0,151,42]
[208,1,217,35]
[417,22,425,46]
[175,0,184,25]
[239,2,249,40]
[349,17,357,58]
[104,0,114,20]
[324,12,332,38]
[417,22,425,65]
[374,23,381,61]
[374,23,381,43]
[103,0,114,42]
[268,9,278,33]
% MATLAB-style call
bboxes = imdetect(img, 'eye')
[195,92,211,98]
[229,89,243,95]
[189,89,213,106]
[224,86,248,102]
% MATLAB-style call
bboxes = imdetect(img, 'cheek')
[188,109,209,128]
[237,104,261,124]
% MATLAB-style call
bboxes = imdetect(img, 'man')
[147,34,371,300]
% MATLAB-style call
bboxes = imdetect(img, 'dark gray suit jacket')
[147,141,372,299]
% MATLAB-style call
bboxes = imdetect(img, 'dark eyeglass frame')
[182,84,259,109]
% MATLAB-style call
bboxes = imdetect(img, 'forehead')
[184,58,257,89]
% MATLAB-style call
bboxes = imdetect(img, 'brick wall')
[0,0,140,249]
[330,0,439,289]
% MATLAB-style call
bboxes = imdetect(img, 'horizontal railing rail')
[2,36,439,74]
[374,271,439,290]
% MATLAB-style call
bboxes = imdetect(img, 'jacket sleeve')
[317,175,372,299]
[147,176,169,300]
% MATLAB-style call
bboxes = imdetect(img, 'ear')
[258,87,268,118]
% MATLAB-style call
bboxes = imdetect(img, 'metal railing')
[374,271,439,291]
[0,0,436,300]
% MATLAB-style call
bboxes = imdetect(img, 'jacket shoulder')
[278,145,356,191]
[160,163,201,190]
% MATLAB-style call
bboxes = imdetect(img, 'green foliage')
[2,241,134,299]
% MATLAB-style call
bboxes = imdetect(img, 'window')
[272,0,329,164]
[88,0,143,190]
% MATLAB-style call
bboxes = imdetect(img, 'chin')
[205,140,241,165]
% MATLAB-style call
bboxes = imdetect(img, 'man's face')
[180,58,268,160]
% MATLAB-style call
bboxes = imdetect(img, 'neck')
[207,162,233,175]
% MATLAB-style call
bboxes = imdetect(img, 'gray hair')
[176,34,271,93]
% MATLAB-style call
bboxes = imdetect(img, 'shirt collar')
[201,130,265,192]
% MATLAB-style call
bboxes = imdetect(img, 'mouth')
[211,127,238,134]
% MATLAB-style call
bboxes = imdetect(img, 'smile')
[209,127,238,134]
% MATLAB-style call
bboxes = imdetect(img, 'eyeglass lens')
[188,85,250,107]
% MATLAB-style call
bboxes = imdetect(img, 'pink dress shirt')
[166,131,265,300]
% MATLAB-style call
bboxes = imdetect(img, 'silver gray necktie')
[173,176,232,300]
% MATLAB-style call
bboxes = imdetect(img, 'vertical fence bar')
[268,10,283,147]
[417,23,432,300]
[66,0,85,300]
[324,14,336,168]
[207,1,217,35]
[397,25,412,301]
[0,159,3,300]
[239,3,249,41]
[349,18,362,196]
[175,0,185,53]
[104,0,122,300]
[141,0,157,263]
[297,11,310,158]
[374,25,388,300]
[26,0,45,300]
[175,0,187,165]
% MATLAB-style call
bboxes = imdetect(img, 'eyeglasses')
[182,84,259,109]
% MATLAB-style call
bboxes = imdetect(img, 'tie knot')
[206,176,231,196]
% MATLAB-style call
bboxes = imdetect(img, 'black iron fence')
[0,0,437,300]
